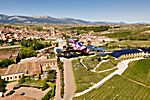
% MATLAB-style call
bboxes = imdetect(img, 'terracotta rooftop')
[0,68,7,75]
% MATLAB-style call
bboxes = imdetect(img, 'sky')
[0,0,150,23]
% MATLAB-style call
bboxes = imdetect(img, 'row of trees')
[18,47,37,59]
[57,60,64,98]
[69,26,110,32]
[19,39,52,60]
[21,39,49,50]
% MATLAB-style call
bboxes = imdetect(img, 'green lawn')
[82,56,99,70]
[72,59,117,93]
[96,59,119,71]
[123,59,150,86]
[73,75,150,100]
[22,77,45,87]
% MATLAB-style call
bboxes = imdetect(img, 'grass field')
[96,59,119,71]
[123,59,150,86]
[73,75,150,100]
[82,56,99,70]
[72,59,117,93]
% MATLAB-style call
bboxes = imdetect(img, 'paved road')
[63,58,76,100]
[75,58,143,97]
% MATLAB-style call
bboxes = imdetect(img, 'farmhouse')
[39,59,57,72]
[0,57,57,81]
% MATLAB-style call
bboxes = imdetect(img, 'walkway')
[80,59,88,69]
[94,67,118,73]
[74,58,143,97]
[63,58,76,100]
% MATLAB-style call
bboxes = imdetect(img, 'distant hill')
[0,14,131,24]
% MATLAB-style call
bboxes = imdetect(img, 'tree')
[21,40,32,47]
[18,76,25,84]
[0,59,15,68]
[46,70,56,83]
[19,47,37,59]
[0,77,6,92]
[21,39,46,50]
[32,40,45,50]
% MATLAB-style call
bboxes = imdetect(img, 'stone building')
[0,57,57,81]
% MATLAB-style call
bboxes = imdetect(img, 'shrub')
[19,47,37,59]
[42,90,53,100]
[0,59,15,68]
[42,84,56,100]
[6,90,15,96]
[42,82,49,91]
[46,70,56,83]
[18,76,25,84]
[0,77,6,92]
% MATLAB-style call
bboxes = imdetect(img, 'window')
[7,77,9,80]
[19,75,21,78]
[15,76,17,78]
[26,71,29,74]
[10,77,12,79]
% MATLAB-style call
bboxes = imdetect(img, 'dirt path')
[63,58,76,100]
[74,58,143,97]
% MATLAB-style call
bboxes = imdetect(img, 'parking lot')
[14,87,51,100]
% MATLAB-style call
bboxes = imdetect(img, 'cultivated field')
[0,48,19,59]
[123,59,150,86]
[73,75,150,100]
[107,40,150,48]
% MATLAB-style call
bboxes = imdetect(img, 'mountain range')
[0,14,141,24]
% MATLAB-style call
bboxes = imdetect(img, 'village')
[0,24,149,100]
